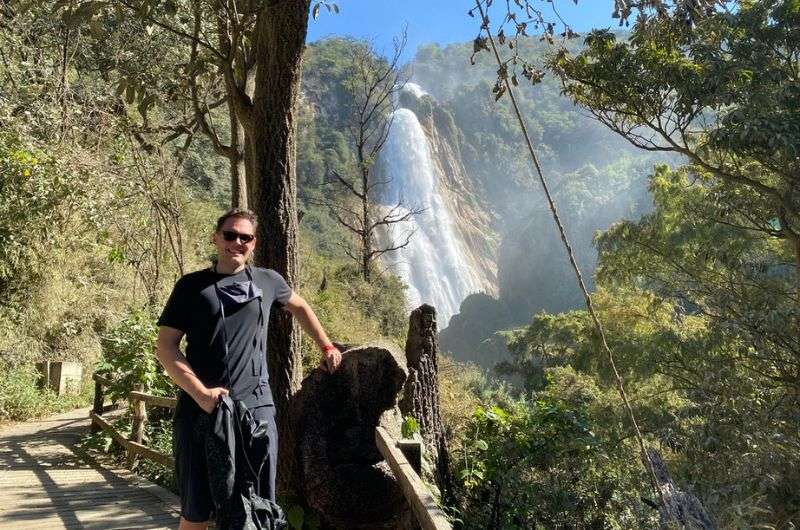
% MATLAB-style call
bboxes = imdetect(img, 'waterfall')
[378,90,486,326]
[403,82,429,98]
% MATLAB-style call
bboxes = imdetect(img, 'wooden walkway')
[0,408,180,529]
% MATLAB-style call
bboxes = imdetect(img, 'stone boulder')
[292,342,412,529]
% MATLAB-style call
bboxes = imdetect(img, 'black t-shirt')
[158,266,292,408]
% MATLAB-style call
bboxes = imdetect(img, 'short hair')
[215,208,258,232]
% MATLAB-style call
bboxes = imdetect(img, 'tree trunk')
[362,181,370,282]
[245,0,310,496]
[644,448,715,529]
[795,236,799,308]
[399,304,453,503]
[795,237,800,397]
[228,67,254,209]
[360,152,371,282]
[228,101,247,209]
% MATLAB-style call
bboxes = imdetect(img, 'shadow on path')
[0,408,179,529]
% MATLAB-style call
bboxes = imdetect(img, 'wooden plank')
[0,505,179,530]
[397,437,423,474]
[0,470,127,483]
[129,391,177,409]
[0,407,180,530]
[101,402,121,413]
[89,411,128,449]
[375,426,452,530]
[0,491,159,511]
[0,487,156,503]
[128,441,174,468]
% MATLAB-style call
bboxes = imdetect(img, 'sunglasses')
[221,230,255,244]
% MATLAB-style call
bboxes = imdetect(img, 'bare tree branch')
[327,28,420,282]
[189,0,235,158]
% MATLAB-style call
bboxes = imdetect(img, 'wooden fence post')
[128,383,146,467]
[91,376,105,434]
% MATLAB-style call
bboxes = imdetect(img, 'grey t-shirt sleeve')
[265,269,293,306]
[157,276,191,332]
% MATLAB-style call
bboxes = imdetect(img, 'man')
[155,208,342,530]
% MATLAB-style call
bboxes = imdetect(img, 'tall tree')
[59,0,335,493]
[478,0,800,523]
[324,33,422,282]
[549,1,799,280]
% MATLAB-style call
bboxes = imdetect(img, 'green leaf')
[107,247,125,263]
[287,505,304,529]
[401,416,420,438]
[489,406,508,421]
[305,511,321,530]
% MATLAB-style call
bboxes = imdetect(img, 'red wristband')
[321,343,337,353]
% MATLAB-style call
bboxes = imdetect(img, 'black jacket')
[204,395,286,530]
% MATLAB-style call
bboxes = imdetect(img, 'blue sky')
[307,0,620,62]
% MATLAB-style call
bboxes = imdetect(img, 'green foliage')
[0,135,87,299]
[593,166,800,525]
[79,412,177,492]
[401,416,420,439]
[438,356,516,458]
[297,240,408,372]
[499,166,800,524]
[278,496,321,530]
[133,417,177,491]
[456,4,800,526]
[97,309,173,401]
[297,38,366,196]
[452,385,653,529]
[554,1,799,257]
[0,364,91,421]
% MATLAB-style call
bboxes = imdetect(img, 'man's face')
[212,217,257,270]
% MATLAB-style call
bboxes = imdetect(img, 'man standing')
[155,208,342,530]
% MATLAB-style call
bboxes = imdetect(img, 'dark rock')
[292,342,413,529]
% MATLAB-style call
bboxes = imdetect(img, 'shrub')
[97,308,173,401]
[451,380,655,529]
[0,363,91,421]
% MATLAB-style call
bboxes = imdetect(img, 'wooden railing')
[91,373,451,529]
[376,426,452,530]
[90,372,176,468]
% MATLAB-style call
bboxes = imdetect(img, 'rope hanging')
[473,0,672,517]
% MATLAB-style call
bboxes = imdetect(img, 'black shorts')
[172,396,278,523]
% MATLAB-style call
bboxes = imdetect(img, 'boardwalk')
[0,408,180,529]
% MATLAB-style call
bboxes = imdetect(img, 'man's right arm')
[155,326,228,414]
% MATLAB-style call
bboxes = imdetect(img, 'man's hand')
[320,346,343,373]
[196,386,229,414]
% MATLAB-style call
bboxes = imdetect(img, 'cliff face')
[414,96,499,297]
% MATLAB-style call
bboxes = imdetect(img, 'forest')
[0,0,798,529]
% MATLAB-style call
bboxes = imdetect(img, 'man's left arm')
[282,292,342,372]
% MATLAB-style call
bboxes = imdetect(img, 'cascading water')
[377,86,486,326]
